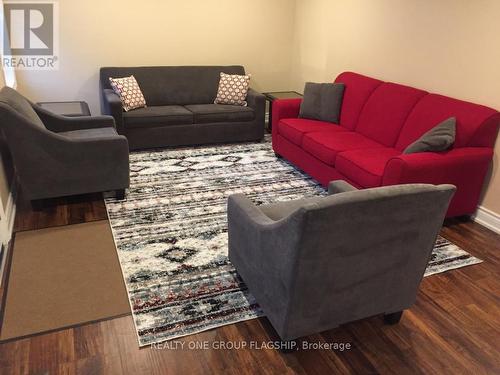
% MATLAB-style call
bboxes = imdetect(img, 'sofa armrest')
[33,104,116,132]
[227,193,305,314]
[383,148,493,184]
[271,98,302,130]
[102,89,124,133]
[383,147,493,216]
[328,180,358,195]
[246,88,265,126]
[246,88,265,109]
[228,194,275,228]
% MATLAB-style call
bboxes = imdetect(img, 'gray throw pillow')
[403,117,456,154]
[299,82,345,123]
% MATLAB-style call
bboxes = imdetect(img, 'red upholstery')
[274,133,361,187]
[272,71,499,217]
[383,148,493,216]
[396,94,500,150]
[271,98,302,130]
[277,118,346,146]
[336,148,401,188]
[334,72,382,130]
[302,131,383,166]
[355,83,427,147]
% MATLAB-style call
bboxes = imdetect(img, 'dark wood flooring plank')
[1,196,499,374]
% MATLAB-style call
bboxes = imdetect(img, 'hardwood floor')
[1,195,499,374]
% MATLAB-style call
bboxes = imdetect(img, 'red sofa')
[272,72,500,217]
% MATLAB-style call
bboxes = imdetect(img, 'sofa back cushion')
[334,72,382,130]
[355,83,427,147]
[100,66,245,106]
[396,94,500,150]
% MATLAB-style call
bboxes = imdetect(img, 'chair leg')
[115,189,126,200]
[384,311,403,325]
[31,199,45,211]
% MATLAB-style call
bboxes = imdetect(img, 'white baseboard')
[473,206,500,235]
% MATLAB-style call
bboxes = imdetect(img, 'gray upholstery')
[60,127,120,140]
[0,87,130,201]
[185,104,255,124]
[228,181,456,341]
[100,65,246,106]
[404,117,456,154]
[299,82,345,123]
[123,105,194,128]
[100,66,265,150]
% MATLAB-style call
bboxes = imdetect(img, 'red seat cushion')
[336,148,401,188]
[277,118,346,146]
[302,131,384,166]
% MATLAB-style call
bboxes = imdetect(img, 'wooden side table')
[263,91,303,131]
[37,101,91,117]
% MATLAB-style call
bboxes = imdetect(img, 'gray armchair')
[0,87,130,202]
[228,181,455,346]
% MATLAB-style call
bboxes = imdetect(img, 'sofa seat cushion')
[277,118,346,146]
[123,105,193,129]
[60,127,118,140]
[185,104,254,124]
[302,131,385,166]
[336,148,401,188]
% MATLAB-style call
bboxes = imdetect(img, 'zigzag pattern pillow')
[109,75,147,112]
[214,73,251,106]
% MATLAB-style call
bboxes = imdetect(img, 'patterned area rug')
[104,139,482,346]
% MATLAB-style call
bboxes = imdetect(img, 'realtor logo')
[1,1,59,69]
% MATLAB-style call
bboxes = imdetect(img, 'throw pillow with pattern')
[214,72,251,106]
[109,75,147,112]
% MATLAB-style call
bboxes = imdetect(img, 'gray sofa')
[0,87,129,202]
[100,66,265,150]
[228,181,455,345]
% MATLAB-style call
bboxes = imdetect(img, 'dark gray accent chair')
[100,65,265,150]
[0,87,130,203]
[228,181,456,346]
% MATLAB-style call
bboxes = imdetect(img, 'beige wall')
[12,0,500,215]
[290,0,500,214]
[16,0,296,113]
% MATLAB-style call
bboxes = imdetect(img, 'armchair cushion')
[0,87,44,128]
[277,118,346,146]
[185,104,254,124]
[123,105,193,128]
